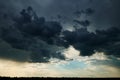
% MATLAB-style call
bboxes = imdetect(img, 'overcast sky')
[1,0,120,30]
[0,0,120,77]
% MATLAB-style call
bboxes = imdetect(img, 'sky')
[0,0,120,77]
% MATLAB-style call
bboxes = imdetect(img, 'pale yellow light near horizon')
[0,46,119,77]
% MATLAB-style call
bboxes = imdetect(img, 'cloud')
[0,0,120,63]
[73,20,90,27]
[0,53,119,77]
[63,46,80,59]
[62,27,120,57]
[91,55,120,69]
[0,0,119,77]
[0,6,65,63]
[0,46,119,77]
[0,39,30,62]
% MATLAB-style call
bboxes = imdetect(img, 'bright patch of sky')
[0,46,119,77]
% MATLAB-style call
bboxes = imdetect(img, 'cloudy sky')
[0,0,120,77]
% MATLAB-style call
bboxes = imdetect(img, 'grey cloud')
[91,56,120,68]
[0,6,65,63]
[62,27,120,57]
[0,39,30,62]
[0,0,120,63]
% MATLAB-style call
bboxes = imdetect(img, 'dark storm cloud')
[88,0,120,31]
[62,27,120,57]
[0,0,120,63]
[0,0,120,27]
[0,6,65,63]
[73,20,90,27]
[0,0,92,22]
[0,39,30,62]
[74,8,95,17]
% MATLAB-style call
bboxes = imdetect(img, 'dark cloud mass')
[73,20,90,27]
[0,6,65,62]
[62,27,120,57]
[0,0,120,63]
[0,39,30,62]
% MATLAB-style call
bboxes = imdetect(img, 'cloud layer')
[0,51,119,77]
[0,0,119,64]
